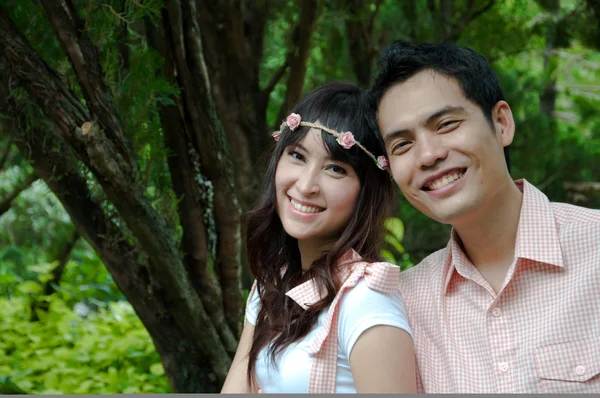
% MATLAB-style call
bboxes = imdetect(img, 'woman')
[221,83,415,393]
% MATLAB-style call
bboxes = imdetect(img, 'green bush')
[0,294,171,394]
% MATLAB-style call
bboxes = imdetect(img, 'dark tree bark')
[0,6,239,390]
[0,57,225,392]
[538,0,560,117]
[43,229,80,296]
[274,0,319,126]
[28,228,79,321]
[427,0,496,42]
[0,137,14,170]
[342,0,383,86]
[0,0,352,392]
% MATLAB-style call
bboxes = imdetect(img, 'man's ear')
[492,101,515,147]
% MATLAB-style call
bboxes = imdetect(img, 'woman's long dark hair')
[245,82,394,385]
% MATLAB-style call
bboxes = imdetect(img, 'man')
[369,41,600,393]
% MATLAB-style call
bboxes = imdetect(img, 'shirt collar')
[514,179,564,268]
[285,248,362,309]
[442,179,564,294]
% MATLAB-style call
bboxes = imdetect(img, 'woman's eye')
[327,164,347,175]
[288,150,305,162]
[392,141,411,154]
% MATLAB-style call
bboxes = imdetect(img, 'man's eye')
[439,120,459,130]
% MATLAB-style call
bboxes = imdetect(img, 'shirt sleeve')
[337,278,413,358]
[245,283,261,325]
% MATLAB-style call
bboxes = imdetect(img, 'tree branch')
[0,9,233,382]
[446,0,496,42]
[163,0,244,339]
[564,181,600,193]
[43,229,80,296]
[343,0,374,86]
[0,137,13,170]
[275,0,319,127]
[366,0,384,35]
[37,0,137,170]
[0,172,38,217]
[244,0,271,70]
[261,58,289,101]
[145,15,239,351]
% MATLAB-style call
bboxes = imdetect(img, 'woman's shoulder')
[338,276,402,311]
[336,269,412,355]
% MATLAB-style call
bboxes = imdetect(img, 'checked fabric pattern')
[398,179,600,393]
[248,249,401,393]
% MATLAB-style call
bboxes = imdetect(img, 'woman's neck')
[297,239,335,272]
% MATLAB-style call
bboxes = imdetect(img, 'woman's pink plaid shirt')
[249,249,401,393]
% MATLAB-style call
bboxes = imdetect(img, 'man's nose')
[416,134,449,169]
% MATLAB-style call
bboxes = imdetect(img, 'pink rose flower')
[272,132,281,142]
[286,113,302,130]
[377,156,389,170]
[336,131,356,149]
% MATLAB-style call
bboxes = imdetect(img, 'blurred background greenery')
[0,0,598,393]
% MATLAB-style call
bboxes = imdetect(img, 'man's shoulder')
[399,247,448,287]
[551,201,600,225]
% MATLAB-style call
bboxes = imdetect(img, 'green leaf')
[149,363,164,376]
[380,249,397,264]
[16,280,43,294]
[384,217,405,242]
[384,234,405,254]
[28,262,57,274]
[0,273,18,284]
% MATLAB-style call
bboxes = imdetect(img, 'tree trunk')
[0,0,383,392]
[275,0,319,125]
[0,61,224,392]
[0,5,242,390]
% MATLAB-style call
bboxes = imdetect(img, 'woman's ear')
[492,101,515,147]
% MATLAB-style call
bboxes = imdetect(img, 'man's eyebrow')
[425,105,466,125]
[383,129,411,146]
[383,105,466,145]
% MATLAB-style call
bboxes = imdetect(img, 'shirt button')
[492,307,502,317]
[498,362,509,373]
[575,365,586,376]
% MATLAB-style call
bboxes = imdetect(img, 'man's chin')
[416,204,475,226]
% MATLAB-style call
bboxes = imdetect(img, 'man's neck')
[453,180,524,292]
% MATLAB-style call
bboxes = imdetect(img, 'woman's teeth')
[290,198,323,213]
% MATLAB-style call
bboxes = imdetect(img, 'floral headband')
[272,113,389,171]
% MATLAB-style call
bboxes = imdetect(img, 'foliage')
[0,0,598,393]
[381,217,415,270]
[0,294,170,394]
[0,170,72,277]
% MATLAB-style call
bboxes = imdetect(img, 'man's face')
[377,70,514,225]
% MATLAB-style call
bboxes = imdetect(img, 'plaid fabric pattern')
[249,249,400,393]
[399,179,600,393]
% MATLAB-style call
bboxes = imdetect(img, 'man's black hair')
[370,40,510,168]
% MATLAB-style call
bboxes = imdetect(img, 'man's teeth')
[291,199,322,213]
[426,172,463,190]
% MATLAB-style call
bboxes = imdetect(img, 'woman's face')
[275,128,361,247]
